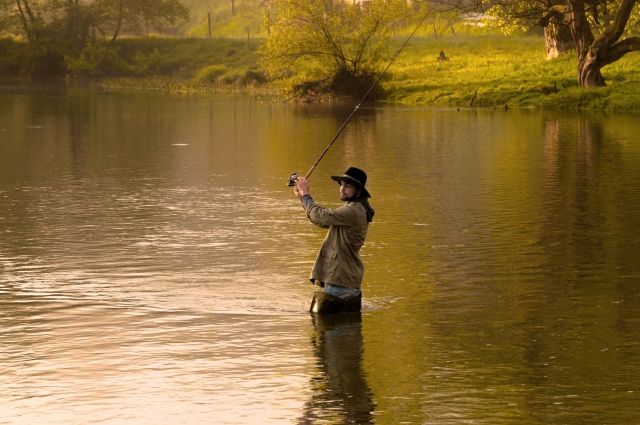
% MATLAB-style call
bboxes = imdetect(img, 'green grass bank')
[2,34,640,111]
[385,34,640,111]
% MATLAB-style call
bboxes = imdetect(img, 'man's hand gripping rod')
[287,15,426,187]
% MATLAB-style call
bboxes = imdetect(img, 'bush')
[193,64,227,83]
[0,38,29,77]
[239,69,267,85]
[66,44,127,77]
[29,44,67,79]
[0,38,68,79]
[130,48,183,76]
[130,49,163,75]
[221,71,240,84]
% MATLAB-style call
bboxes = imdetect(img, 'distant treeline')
[0,37,265,87]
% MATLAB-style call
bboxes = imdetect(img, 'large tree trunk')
[568,0,640,87]
[567,0,603,87]
[544,21,573,59]
[578,52,606,87]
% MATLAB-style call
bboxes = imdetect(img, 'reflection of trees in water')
[299,313,375,424]
[542,115,622,238]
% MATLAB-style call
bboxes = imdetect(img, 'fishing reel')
[287,172,298,187]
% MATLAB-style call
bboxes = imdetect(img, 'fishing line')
[287,11,430,186]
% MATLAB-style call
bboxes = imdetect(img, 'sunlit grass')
[114,37,260,76]
[379,33,640,110]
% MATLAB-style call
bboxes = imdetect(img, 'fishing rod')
[287,12,429,187]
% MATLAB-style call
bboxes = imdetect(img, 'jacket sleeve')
[301,195,355,227]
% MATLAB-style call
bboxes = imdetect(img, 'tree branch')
[537,4,568,27]
[14,0,29,31]
[18,0,34,23]
[110,0,124,44]
[596,0,636,48]
[600,36,640,66]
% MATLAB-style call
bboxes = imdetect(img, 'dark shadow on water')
[298,312,376,424]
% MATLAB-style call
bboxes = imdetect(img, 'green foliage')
[0,38,28,76]
[0,0,18,36]
[485,0,640,39]
[129,48,184,75]
[27,42,68,79]
[485,1,547,34]
[239,68,267,85]
[193,64,227,83]
[1,0,189,44]
[94,0,190,42]
[192,65,266,86]
[261,0,409,84]
[59,37,259,79]
[220,70,240,84]
[65,43,128,77]
[113,37,257,70]
[0,0,191,78]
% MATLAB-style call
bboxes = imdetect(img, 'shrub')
[221,71,240,84]
[0,38,28,76]
[29,44,67,79]
[193,64,227,83]
[129,48,183,76]
[239,69,267,85]
[66,44,127,77]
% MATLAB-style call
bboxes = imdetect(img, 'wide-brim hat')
[331,167,371,198]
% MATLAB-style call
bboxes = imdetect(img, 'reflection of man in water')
[298,313,375,424]
[294,167,374,314]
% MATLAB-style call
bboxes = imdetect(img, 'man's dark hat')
[331,167,371,198]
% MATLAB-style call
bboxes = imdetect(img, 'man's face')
[339,181,358,201]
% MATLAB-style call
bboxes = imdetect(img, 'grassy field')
[377,33,640,111]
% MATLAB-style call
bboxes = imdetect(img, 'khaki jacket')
[302,195,369,289]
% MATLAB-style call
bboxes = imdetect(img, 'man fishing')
[294,167,374,314]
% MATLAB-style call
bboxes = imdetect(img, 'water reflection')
[300,313,375,424]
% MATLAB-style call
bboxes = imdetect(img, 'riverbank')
[2,34,640,111]
[385,34,640,111]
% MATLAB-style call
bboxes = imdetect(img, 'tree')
[5,0,55,43]
[92,0,189,44]
[0,0,11,32]
[261,0,409,96]
[1,0,189,77]
[0,1,99,45]
[487,0,640,87]
[1,0,189,44]
[488,0,575,59]
[540,8,574,59]
[0,1,93,76]
[567,0,640,87]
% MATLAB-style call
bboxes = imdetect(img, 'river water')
[1,87,639,424]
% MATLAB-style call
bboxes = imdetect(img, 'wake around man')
[294,167,375,314]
